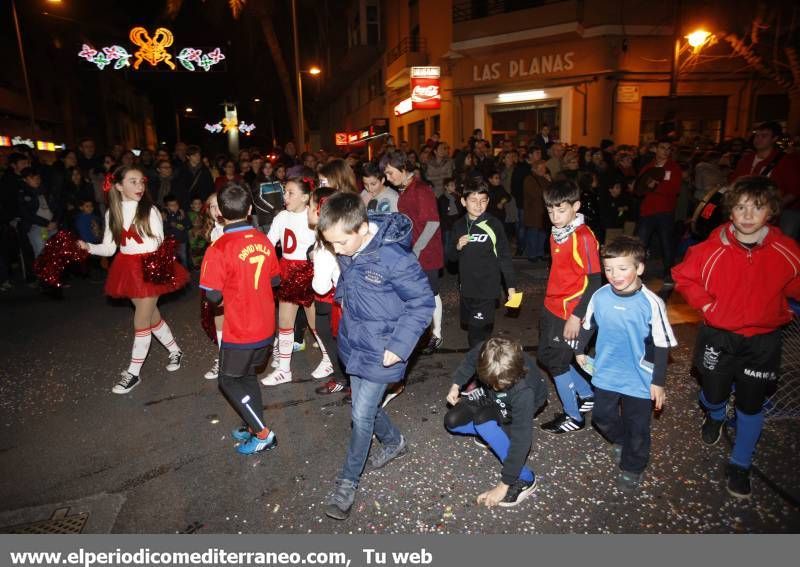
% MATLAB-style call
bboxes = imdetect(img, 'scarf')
[551,212,585,244]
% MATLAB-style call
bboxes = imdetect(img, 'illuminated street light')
[308,66,321,76]
[686,29,712,49]
[253,98,261,102]
[185,107,193,113]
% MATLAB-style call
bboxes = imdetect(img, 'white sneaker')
[166,351,183,372]
[311,360,334,380]
[204,358,219,380]
[261,368,292,386]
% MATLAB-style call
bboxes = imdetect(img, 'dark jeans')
[340,376,401,484]
[592,387,652,474]
[524,227,547,259]
[637,212,675,278]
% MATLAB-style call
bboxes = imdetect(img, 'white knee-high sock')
[128,328,152,375]
[151,319,180,353]
[311,329,330,365]
[278,327,294,373]
[216,330,223,348]
[432,294,443,338]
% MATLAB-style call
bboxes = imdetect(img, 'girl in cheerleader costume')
[307,187,347,395]
[201,192,226,380]
[78,166,189,394]
[261,177,318,386]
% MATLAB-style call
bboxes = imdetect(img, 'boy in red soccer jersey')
[538,179,602,434]
[200,183,282,455]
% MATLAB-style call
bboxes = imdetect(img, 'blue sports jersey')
[584,284,677,399]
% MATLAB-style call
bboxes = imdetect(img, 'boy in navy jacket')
[318,192,434,520]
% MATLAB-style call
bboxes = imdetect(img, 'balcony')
[385,37,428,88]
[452,0,564,23]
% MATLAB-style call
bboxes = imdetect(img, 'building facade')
[319,0,794,153]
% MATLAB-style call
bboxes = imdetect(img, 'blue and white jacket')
[335,213,434,383]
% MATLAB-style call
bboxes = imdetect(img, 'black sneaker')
[499,478,537,507]
[112,371,140,394]
[701,415,724,445]
[540,413,585,434]
[324,478,357,520]
[366,435,408,471]
[616,470,643,493]
[578,396,595,414]
[166,350,183,372]
[421,335,443,355]
[725,463,752,499]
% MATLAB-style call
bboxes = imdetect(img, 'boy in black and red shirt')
[673,176,800,498]
[538,179,602,434]
[200,183,281,455]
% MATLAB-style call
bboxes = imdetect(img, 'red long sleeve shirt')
[672,223,800,337]
[639,159,683,217]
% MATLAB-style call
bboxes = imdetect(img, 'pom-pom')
[277,260,314,306]
[200,292,218,344]
[141,237,178,285]
[33,230,90,288]
[103,173,114,192]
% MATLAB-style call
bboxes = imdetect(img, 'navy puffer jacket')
[335,212,434,383]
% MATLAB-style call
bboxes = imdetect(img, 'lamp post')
[670,28,713,97]
[290,0,322,151]
[11,0,37,139]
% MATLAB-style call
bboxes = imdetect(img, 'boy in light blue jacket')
[317,192,434,520]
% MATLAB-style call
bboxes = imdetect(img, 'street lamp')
[308,66,321,76]
[686,29,712,50]
[670,27,714,97]
[185,107,193,113]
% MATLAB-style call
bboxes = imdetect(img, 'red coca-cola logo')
[412,84,440,101]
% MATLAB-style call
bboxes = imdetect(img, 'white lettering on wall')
[474,51,575,82]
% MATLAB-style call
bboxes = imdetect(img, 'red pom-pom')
[33,230,89,288]
[141,237,178,285]
[276,260,314,306]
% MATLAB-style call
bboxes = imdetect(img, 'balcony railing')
[452,0,564,23]
[385,37,427,66]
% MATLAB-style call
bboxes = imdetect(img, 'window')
[366,3,380,45]
[367,69,384,100]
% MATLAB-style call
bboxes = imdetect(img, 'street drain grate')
[2,508,89,534]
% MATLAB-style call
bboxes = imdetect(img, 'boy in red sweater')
[673,176,800,498]
[538,179,602,434]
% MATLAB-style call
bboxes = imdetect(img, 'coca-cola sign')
[410,77,441,110]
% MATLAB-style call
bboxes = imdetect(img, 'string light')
[204,120,256,134]
[77,28,225,73]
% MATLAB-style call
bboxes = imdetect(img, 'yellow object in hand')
[504,292,523,309]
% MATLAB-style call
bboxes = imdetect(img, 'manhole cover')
[2,508,89,534]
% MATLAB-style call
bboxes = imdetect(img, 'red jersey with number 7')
[200,224,280,348]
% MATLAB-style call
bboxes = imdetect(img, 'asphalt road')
[1,261,798,533]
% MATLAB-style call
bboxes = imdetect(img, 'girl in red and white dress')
[261,177,318,386]
[78,165,189,394]
[202,191,225,380]
[307,187,346,394]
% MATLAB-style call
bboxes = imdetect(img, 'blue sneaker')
[236,431,278,455]
[231,426,251,442]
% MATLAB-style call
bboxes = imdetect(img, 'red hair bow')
[302,176,316,191]
[103,173,114,193]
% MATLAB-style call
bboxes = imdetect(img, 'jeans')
[340,376,401,483]
[592,387,652,474]
[27,226,56,258]
[524,227,547,259]
[637,213,675,278]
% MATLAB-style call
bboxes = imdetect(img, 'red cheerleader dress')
[89,202,189,299]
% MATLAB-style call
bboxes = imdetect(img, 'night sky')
[5,0,324,150]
